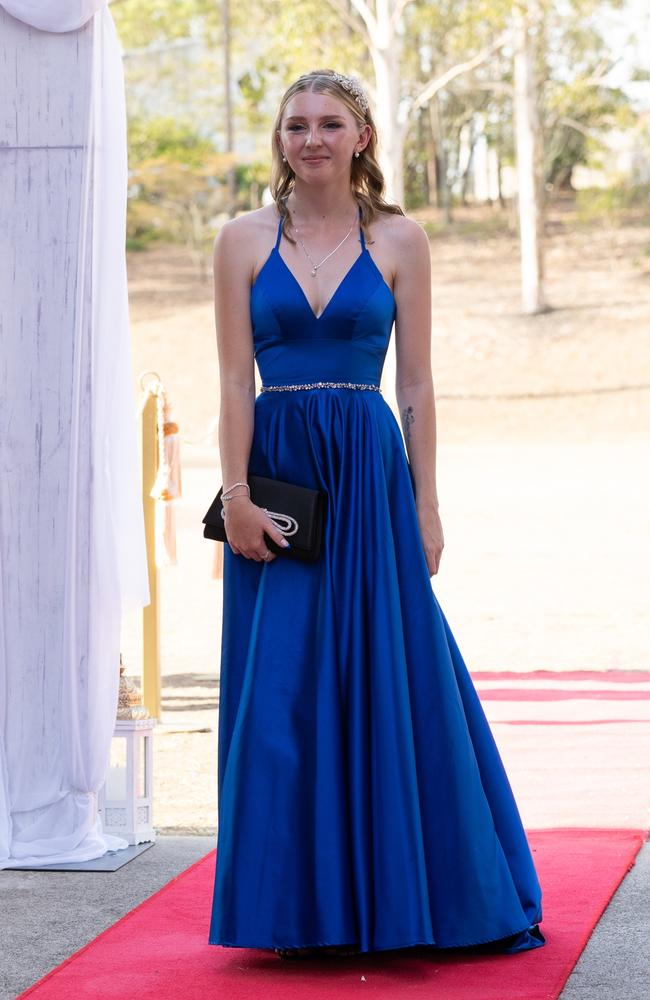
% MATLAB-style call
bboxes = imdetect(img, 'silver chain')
[288,201,358,277]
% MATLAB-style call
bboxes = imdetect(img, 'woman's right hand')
[223,497,290,562]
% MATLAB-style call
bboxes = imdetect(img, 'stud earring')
[354,151,360,158]
[282,154,287,161]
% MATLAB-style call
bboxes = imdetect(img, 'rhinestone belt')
[261,381,382,393]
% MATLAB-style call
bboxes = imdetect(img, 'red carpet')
[18,828,646,1000]
[478,689,650,701]
[472,668,650,726]
[471,670,650,683]
[503,719,650,725]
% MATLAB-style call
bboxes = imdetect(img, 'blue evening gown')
[208,206,545,955]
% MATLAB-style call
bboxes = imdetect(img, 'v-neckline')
[274,247,365,322]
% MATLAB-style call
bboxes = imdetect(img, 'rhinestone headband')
[328,72,370,116]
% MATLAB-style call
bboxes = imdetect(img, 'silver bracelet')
[222,492,250,503]
[222,481,250,500]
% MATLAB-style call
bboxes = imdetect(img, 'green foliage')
[126,117,221,252]
[238,68,270,131]
[127,151,236,268]
[111,0,215,50]
[113,0,641,221]
[541,10,634,189]
[125,116,269,261]
[128,116,217,167]
[126,201,176,251]
[575,182,650,225]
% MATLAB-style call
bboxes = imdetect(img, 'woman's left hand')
[417,503,444,576]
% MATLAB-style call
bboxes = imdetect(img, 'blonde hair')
[270,69,404,245]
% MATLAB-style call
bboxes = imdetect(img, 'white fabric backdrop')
[1,1,105,32]
[0,2,150,869]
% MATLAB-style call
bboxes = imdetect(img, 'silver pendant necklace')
[289,202,358,277]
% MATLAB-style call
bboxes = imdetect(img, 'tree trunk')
[497,147,505,208]
[221,0,236,219]
[370,0,404,205]
[426,105,438,208]
[513,3,547,314]
[460,120,477,206]
[430,97,451,222]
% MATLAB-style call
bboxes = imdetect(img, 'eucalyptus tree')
[324,0,512,205]
[514,0,546,313]
[112,0,633,313]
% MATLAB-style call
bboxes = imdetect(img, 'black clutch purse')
[202,474,327,563]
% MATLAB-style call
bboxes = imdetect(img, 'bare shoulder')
[214,205,278,244]
[381,212,430,258]
[212,204,281,287]
[367,211,430,291]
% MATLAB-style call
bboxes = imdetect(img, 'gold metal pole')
[141,391,161,719]
[213,534,224,579]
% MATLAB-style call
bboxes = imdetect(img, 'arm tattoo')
[401,405,415,447]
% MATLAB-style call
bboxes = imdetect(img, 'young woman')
[208,68,545,960]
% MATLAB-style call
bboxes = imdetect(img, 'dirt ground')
[120,201,650,835]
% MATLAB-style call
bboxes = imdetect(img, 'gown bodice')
[250,206,397,388]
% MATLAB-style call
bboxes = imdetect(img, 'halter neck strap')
[274,209,284,250]
[357,205,366,249]
[274,201,366,250]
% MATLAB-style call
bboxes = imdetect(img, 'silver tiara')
[328,72,369,115]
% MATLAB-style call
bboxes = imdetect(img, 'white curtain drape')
[0,2,150,869]
[1,1,105,32]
